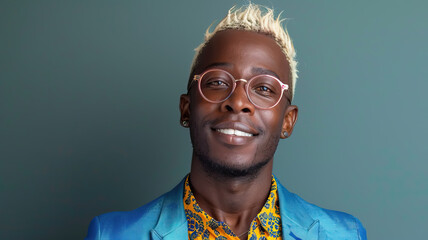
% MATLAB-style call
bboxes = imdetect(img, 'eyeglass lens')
[199,70,283,108]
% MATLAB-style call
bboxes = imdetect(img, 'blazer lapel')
[151,178,188,240]
[276,176,319,240]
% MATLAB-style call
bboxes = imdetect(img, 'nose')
[220,82,255,114]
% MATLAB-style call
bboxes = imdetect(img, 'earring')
[283,131,288,138]
[182,120,189,127]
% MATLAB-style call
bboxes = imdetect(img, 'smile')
[216,128,254,137]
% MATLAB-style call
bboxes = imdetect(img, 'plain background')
[1,0,427,239]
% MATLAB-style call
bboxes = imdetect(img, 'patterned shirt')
[183,175,283,240]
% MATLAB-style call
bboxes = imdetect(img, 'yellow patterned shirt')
[183,175,283,240]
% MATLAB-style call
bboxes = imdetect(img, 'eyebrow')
[251,67,280,79]
[202,63,280,80]
[203,62,232,71]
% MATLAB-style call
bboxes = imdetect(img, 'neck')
[189,154,273,237]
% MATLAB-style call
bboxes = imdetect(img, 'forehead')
[194,30,290,85]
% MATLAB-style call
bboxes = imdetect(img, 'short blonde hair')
[189,3,298,100]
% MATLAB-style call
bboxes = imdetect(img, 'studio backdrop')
[1,0,427,239]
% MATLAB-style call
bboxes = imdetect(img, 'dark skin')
[180,30,298,239]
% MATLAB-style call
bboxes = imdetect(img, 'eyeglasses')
[193,69,289,109]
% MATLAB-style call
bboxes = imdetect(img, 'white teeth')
[216,128,253,137]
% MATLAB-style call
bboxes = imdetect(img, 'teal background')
[1,0,427,239]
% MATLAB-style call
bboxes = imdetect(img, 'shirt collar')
[183,175,282,238]
[256,177,282,236]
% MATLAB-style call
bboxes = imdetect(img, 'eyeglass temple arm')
[282,84,289,90]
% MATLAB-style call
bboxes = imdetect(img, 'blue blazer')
[85,176,366,240]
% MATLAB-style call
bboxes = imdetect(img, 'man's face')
[181,30,298,178]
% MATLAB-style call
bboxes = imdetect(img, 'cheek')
[188,93,218,127]
[260,110,285,134]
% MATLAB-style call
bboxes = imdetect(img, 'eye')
[203,77,230,89]
[253,85,275,96]
[256,86,272,92]
[207,79,227,86]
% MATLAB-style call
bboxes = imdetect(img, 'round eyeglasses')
[193,69,289,109]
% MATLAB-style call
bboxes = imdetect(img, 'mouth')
[210,121,259,146]
[215,128,255,137]
[211,121,259,137]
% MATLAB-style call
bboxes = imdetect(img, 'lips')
[216,128,253,137]
[211,121,259,137]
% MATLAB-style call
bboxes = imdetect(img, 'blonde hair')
[189,3,298,100]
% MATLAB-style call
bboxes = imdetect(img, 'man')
[85,4,366,240]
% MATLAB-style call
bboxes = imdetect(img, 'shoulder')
[85,179,186,240]
[276,178,367,240]
[85,178,187,240]
[85,194,166,240]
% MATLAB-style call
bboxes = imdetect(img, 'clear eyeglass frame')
[193,68,289,109]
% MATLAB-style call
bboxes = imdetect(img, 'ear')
[280,105,298,139]
[179,94,190,127]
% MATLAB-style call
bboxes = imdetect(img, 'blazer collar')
[275,176,319,240]
[151,177,188,240]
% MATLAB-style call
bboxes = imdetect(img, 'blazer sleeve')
[85,216,100,240]
[355,216,367,240]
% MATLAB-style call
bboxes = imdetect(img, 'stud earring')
[283,131,288,138]
[182,120,189,127]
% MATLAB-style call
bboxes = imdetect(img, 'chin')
[198,154,271,179]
